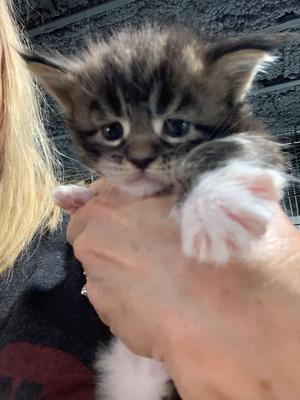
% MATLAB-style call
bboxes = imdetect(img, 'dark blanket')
[0,218,111,400]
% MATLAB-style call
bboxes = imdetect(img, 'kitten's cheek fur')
[179,160,285,265]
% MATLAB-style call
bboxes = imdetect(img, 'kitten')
[22,24,288,399]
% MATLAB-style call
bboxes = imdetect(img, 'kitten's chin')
[119,178,166,197]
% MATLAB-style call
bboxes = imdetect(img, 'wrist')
[161,294,300,400]
[158,247,300,400]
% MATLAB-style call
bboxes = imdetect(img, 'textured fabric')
[0,218,111,399]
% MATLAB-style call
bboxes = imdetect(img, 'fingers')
[89,178,136,206]
[89,178,175,212]
[67,183,174,248]
[84,272,131,328]
[66,205,89,245]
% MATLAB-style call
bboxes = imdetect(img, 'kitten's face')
[23,25,281,195]
[66,67,221,195]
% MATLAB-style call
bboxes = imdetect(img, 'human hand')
[67,179,300,399]
[67,179,183,356]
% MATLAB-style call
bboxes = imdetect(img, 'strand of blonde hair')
[0,0,61,274]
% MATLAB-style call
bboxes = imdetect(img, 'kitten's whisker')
[218,107,253,138]
[208,102,241,139]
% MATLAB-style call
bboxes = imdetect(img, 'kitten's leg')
[95,339,172,400]
[53,185,94,214]
[177,135,286,265]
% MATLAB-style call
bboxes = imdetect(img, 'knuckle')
[73,235,90,262]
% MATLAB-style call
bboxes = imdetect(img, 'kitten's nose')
[129,157,155,170]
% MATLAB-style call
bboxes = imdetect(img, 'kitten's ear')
[20,52,74,115]
[206,34,291,102]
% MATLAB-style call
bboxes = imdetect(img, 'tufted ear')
[205,33,291,102]
[20,52,74,115]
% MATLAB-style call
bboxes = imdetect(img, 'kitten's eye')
[102,122,123,142]
[164,119,191,139]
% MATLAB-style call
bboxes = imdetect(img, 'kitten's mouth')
[127,172,164,184]
[120,172,168,197]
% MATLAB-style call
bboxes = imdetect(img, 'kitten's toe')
[53,184,94,212]
[180,161,285,265]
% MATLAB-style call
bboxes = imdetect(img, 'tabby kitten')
[23,24,287,399]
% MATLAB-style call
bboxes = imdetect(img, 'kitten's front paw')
[53,184,94,213]
[180,161,285,265]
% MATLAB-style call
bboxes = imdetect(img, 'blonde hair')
[0,0,61,274]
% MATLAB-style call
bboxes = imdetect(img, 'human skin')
[67,180,300,400]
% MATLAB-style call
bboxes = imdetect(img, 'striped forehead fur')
[66,25,206,118]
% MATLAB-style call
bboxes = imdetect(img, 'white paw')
[53,184,94,213]
[180,161,285,265]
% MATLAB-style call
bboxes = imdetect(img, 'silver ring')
[81,283,88,296]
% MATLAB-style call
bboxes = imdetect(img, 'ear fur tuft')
[20,51,74,114]
[205,33,293,102]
